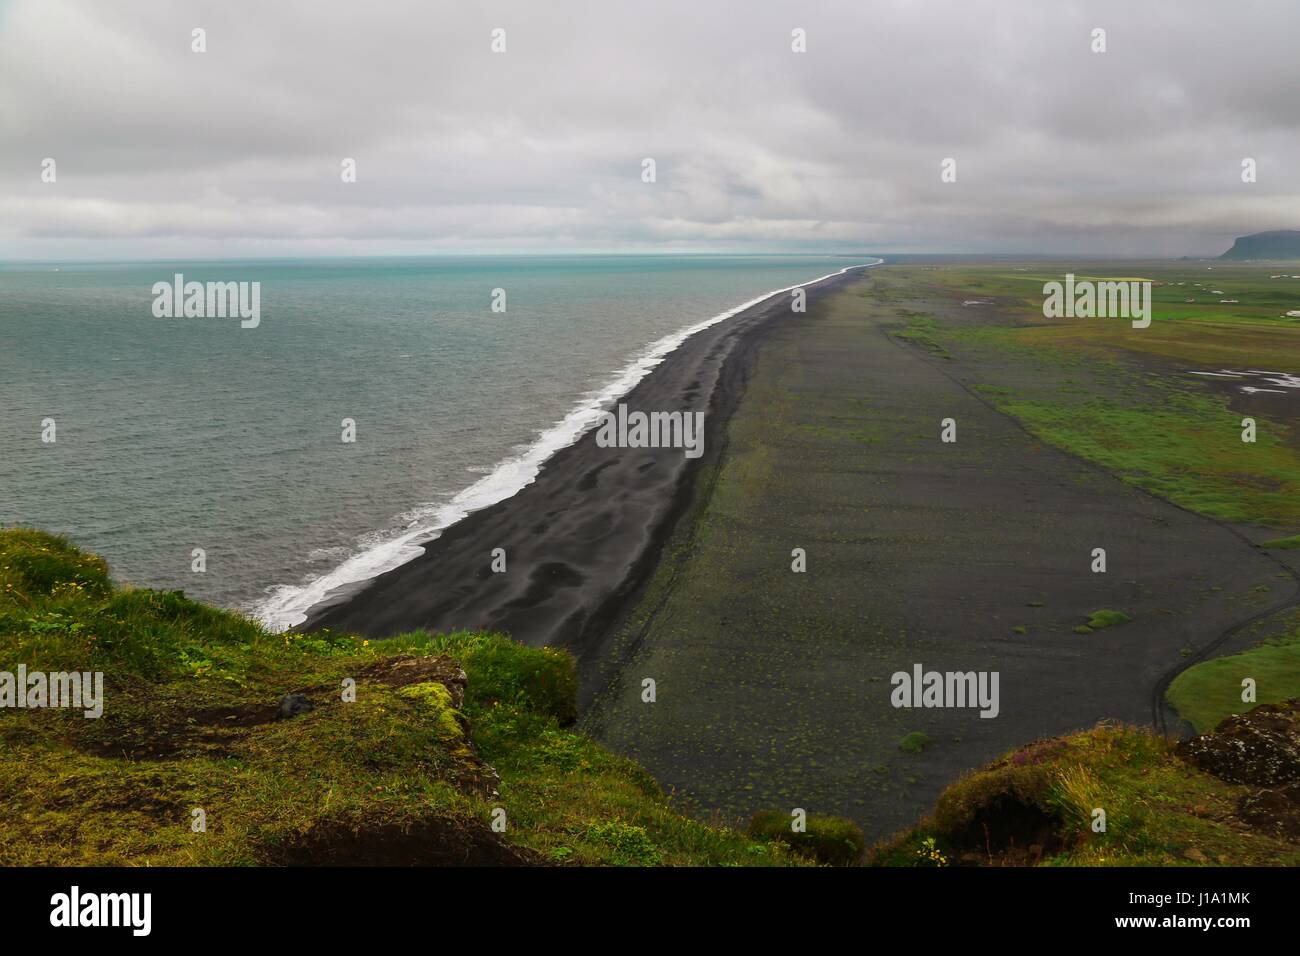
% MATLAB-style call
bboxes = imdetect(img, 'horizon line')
[0,250,1233,265]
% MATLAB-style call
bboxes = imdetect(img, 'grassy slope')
[0,528,800,866]
[871,722,1300,867]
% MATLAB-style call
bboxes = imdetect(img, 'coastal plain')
[309,259,1300,845]
[585,261,1300,839]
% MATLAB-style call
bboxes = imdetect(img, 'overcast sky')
[1,0,1296,259]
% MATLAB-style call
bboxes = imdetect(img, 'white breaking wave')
[253,259,884,631]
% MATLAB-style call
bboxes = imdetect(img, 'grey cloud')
[1,0,1297,259]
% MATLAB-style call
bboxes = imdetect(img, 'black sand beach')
[304,263,874,690]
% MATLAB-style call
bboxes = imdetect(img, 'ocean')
[0,254,867,629]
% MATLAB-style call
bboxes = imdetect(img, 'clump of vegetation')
[870,721,1300,866]
[899,731,931,754]
[915,835,947,866]
[0,528,800,867]
[892,313,952,358]
[748,810,866,866]
[582,821,662,867]
[1075,609,1131,633]
[1260,535,1300,550]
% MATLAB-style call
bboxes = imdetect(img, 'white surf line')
[253,258,885,631]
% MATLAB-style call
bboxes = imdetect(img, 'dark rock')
[1236,783,1300,840]
[1175,699,1300,786]
[278,693,314,719]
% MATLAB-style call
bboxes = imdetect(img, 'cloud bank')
[1,0,1297,258]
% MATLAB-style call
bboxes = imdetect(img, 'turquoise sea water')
[0,254,866,627]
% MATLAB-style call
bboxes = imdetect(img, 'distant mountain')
[1220,230,1300,260]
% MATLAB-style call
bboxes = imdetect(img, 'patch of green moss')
[899,731,931,754]
[1085,610,1131,631]
[398,681,466,743]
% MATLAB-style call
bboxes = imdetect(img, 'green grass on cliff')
[871,723,1300,867]
[0,528,802,866]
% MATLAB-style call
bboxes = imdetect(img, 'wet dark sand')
[304,264,874,695]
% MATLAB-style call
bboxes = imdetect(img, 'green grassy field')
[999,389,1300,525]
[893,262,1300,528]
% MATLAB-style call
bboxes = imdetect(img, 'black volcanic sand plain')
[305,265,872,668]
[582,265,1300,841]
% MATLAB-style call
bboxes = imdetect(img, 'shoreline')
[301,262,881,687]
[257,260,879,632]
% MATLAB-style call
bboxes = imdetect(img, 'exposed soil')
[948,796,1065,866]
[259,813,546,867]
[1236,783,1300,841]
[70,654,473,765]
